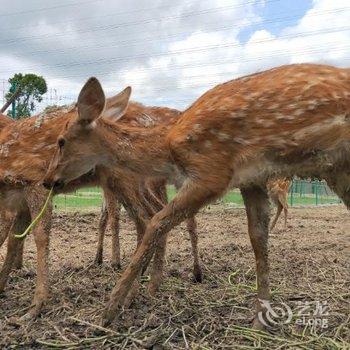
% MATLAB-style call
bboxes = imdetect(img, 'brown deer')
[0,102,202,319]
[266,177,291,231]
[0,103,202,274]
[44,63,350,329]
[95,101,201,277]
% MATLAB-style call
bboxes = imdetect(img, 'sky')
[0,0,349,111]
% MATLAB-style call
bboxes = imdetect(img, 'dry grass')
[0,206,349,349]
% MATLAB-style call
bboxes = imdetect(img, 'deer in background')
[266,177,291,231]
[44,63,350,329]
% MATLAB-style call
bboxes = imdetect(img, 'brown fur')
[43,64,350,329]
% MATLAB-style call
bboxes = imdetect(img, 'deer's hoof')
[93,254,103,266]
[101,306,118,327]
[111,262,121,270]
[193,268,203,283]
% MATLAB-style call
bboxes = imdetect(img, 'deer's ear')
[77,77,105,125]
[104,86,131,120]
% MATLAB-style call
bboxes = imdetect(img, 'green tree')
[6,73,47,118]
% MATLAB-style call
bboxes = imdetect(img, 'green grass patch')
[53,193,102,210]
[53,185,341,211]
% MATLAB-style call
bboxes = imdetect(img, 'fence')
[288,179,341,206]
[53,179,342,212]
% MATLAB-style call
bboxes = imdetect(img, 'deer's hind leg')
[174,180,203,283]
[21,190,52,320]
[241,185,271,330]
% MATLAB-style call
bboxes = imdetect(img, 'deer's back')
[119,102,180,128]
[167,64,350,185]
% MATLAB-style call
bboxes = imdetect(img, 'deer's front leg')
[0,211,13,248]
[0,210,31,292]
[22,196,52,320]
[241,185,271,330]
[14,239,24,269]
[109,199,121,269]
[0,232,21,292]
[95,200,108,265]
[102,178,227,326]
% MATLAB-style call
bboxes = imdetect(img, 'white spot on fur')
[217,132,230,141]
[233,137,250,145]
[268,103,279,110]
[193,123,202,132]
[208,128,230,141]
[34,113,46,129]
[293,109,304,116]
[0,144,10,157]
[135,113,156,127]
[307,100,318,110]
[293,114,347,140]
[204,140,212,148]
[231,111,246,119]
[275,113,286,120]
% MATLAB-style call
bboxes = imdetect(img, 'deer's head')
[43,77,131,190]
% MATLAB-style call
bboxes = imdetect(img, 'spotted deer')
[44,63,350,329]
[95,101,202,278]
[266,177,291,231]
[0,101,202,319]
[0,103,203,274]
[0,111,143,271]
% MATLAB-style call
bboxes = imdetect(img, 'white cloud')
[0,0,349,111]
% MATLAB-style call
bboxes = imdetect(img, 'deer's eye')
[58,138,65,148]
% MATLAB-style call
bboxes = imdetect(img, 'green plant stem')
[15,187,53,239]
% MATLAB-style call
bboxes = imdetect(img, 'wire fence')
[288,179,341,206]
[53,179,342,212]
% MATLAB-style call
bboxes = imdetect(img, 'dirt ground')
[0,205,349,349]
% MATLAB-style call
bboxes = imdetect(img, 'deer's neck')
[98,119,174,178]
